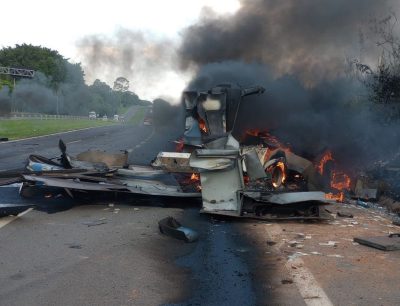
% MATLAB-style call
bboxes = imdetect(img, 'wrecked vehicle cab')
[151,84,332,219]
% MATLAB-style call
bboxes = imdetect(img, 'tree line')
[0,44,150,116]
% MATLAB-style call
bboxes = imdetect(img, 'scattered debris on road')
[158,216,199,243]
[354,234,400,251]
[82,218,108,227]
[1,84,400,230]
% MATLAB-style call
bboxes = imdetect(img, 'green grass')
[129,107,147,125]
[117,105,131,115]
[0,119,117,140]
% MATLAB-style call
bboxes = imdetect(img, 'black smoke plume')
[180,0,400,170]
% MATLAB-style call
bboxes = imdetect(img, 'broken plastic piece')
[158,216,199,243]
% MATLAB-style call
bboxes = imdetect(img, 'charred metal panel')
[190,148,244,214]
[151,152,192,173]
[257,191,329,204]
[243,150,267,180]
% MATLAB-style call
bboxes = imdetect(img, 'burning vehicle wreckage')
[0,84,369,220]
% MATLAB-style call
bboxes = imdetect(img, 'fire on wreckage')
[0,84,353,220]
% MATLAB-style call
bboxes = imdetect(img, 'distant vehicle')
[113,114,119,121]
[102,115,108,121]
[143,117,152,126]
[89,111,96,119]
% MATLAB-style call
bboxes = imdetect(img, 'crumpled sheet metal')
[23,175,130,192]
[247,191,329,205]
[189,149,239,172]
[122,178,200,198]
[243,149,267,180]
[22,174,201,198]
[76,150,128,168]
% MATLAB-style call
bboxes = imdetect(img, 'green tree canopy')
[0,44,68,87]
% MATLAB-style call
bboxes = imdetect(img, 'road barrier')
[0,112,101,120]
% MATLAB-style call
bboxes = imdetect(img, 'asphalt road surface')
[1,119,399,305]
[0,121,261,306]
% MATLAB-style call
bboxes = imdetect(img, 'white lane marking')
[0,208,33,229]
[66,140,82,144]
[265,225,334,306]
[143,128,155,143]
[285,258,334,306]
[0,126,111,144]
[131,128,155,152]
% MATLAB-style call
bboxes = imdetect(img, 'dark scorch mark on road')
[165,209,256,306]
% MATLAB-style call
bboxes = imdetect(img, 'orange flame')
[277,161,286,184]
[246,129,260,137]
[325,192,344,202]
[199,118,208,134]
[246,129,291,153]
[190,173,201,191]
[270,161,287,188]
[175,139,184,152]
[190,173,200,182]
[317,151,351,202]
[331,171,351,191]
[316,151,334,175]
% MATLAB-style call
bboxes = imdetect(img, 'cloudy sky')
[1,0,240,100]
[2,0,400,102]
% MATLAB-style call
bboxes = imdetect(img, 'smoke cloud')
[188,62,400,170]
[74,0,400,169]
[180,0,400,170]
[76,29,190,102]
[180,0,398,84]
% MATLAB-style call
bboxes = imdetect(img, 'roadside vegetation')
[129,107,147,125]
[0,44,151,117]
[117,104,131,115]
[0,119,116,140]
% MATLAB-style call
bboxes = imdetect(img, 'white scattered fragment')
[352,242,360,246]
[319,241,338,247]
[351,221,359,225]
[327,254,344,258]
[296,244,304,249]
[305,235,312,239]
[108,203,114,207]
[296,233,305,239]
[310,251,322,255]
[288,252,309,261]
[288,240,300,247]
[133,207,140,211]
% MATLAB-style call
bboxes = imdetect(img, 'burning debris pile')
[1,83,400,220]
